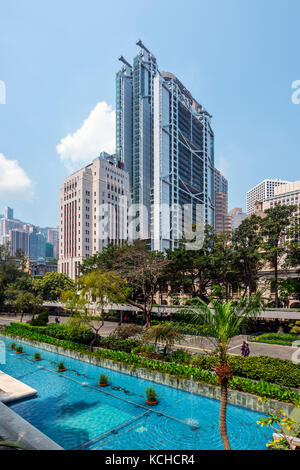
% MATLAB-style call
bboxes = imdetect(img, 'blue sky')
[0,0,299,227]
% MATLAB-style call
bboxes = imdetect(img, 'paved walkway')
[0,314,298,361]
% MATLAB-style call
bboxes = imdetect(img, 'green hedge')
[2,324,299,405]
[250,332,300,346]
[192,355,300,389]
[151,320,210,336]
[6,323,96,346]
[99,336,141,353]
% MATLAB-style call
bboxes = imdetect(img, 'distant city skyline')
[1,0,300,226]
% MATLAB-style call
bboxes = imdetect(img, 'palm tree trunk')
[219,381,231,450]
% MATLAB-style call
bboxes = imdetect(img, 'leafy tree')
[14,249,27,271]
[166,226,243,303]
[232,215,263,296]
[165,244,200,297]
[276,278,300,307]
[207,231,237,302]
[14,292,43,322]
[257,404,300,450]
[284,215,300,269]
[79,242,122,274]
[0,245,29,306]
[80,241,171,328]
[190,298,260,450]
[165,226,229,303]
[62,270,130,350]
[60,289,87,314]
[32,272,75,301]
[260,205,297,308]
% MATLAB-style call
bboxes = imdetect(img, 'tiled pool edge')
[2,333,295,417]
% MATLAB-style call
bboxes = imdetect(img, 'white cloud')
[0,153,33,200]
[57,101,116,171]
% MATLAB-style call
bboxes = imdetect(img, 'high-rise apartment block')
[10,229,29,257]
[214,169,231,233]
[48,228,59,258]
[58,153,129,279]
[116,41,215,251]
[0,207,60,261]
[28,227,46,260]
[4,207,13,220]
[246,179,289,215]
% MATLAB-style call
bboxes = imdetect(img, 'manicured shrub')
[165,348,192,364]
[99,336,141,353]
[132,344,160,359]
[30,311,49,326]
[151,320,210,336]
[290,321,300,336]
[14,322,96,346]
[192,355,300,389]
[250,332,300,346]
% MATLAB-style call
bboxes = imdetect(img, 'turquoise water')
[0,336,272,450]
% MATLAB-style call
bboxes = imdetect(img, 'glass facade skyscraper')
[116,41,215,251]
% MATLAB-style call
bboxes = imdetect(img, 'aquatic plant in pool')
[57,361,66,372]
[0,335,274,450]
[98,374,109,387]
[145,387,159,406]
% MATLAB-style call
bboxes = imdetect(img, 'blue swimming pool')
[0,336,272,450]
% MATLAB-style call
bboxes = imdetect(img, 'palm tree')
[143,322,184,355]
[191,297,260,450]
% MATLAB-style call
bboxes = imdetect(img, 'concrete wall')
[2,333,295,417]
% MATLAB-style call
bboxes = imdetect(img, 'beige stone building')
[58,153,130,279]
